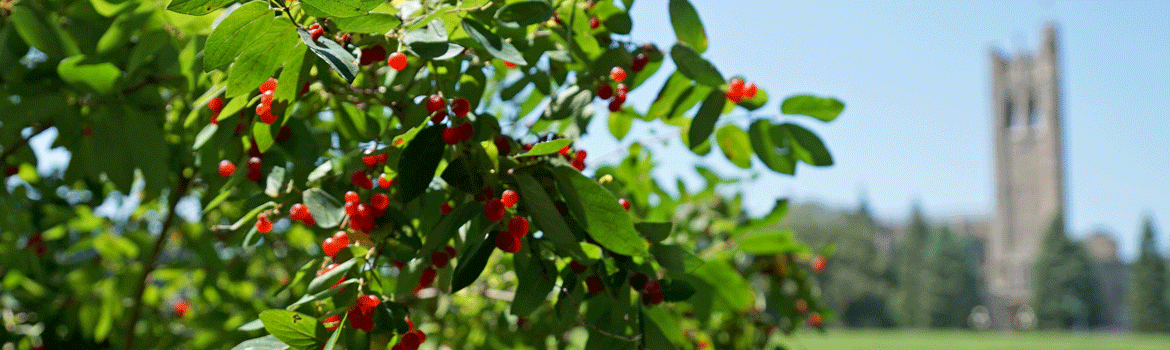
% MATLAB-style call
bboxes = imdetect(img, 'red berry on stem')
[323,231,349,257]
[494,135,512,155]
[323,314,342,331]
[174,299,190,318]
[508,216,529,237]
[808,312,823,327]
[616,84,628,96]
[610,67,627,82]
[417,266,436,290]
[255,103,271,118]
[208,96,224,113]
[431,250,450,268]
[629,273,649,290]
[574,150,587,162]
[451,97,470,117]
[247,168,263,182]
[260,90,274,105]
[378,173,393,188]
[425,94,445,114]
[494,231,522,253]
[256,214,272,233]
[351,170,373,189]
[371,193,389,210]
[795,299,809,314]
[310,27,324,41]
[445,245,457,258]
[457,121,474,141]
[726,78,745,102]
[811,256,826,273]
[387,52,408,71]
[259,111,277,125]
[744,82,758,99]
[359,45,386,66]
[607,99,622,112]
[442,126,460,145]
[585,276,604,294]
[484,198,506,221]
[356,294,381,313]
[276,125,291,142]
[569,261,587,274]
[345,191,360,204]
[503,61,517,68]
[440,202,452,215]
[597,84,613,100]
[347,306,374,332]
[632,53,649,72]
[218,160,236,177]
[619,198,631,211]
[259,78,278,93]
[589,16,599,29]
[501,189,519,208]
[247,157,262,171]
[430,109,447,125]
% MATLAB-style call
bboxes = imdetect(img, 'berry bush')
[0,0,845,349]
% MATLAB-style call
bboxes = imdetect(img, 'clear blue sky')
[579,1,1170,261]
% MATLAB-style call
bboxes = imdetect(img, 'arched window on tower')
[1027,95,1038,126]
[1004,98,1014,127]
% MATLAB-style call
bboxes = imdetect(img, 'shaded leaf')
[551,167,648,258]
[297,29,358,83]
[715,124,753,169]
[668,0,707,53]
[395,125,444,203]
[495,1,554,28]
[461,19,527,65]
[670,43,722,86]
[259,310,325,349]
[302,188,344,228]
[780,94,845,122]
[686,89,726,149]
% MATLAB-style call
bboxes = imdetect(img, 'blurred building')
[987,24,1066,330]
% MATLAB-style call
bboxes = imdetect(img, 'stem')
[0,124,49,165]
[122,174,193,350]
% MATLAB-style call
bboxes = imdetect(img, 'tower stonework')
[988,24,1065,329]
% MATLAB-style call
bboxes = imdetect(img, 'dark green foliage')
[895,205,932,327]
[1128,217,1169,332]
[925,227,981,328]
[1033,213,1105,329]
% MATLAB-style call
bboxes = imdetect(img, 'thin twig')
[123,174,193,350]
[0,123,50,165]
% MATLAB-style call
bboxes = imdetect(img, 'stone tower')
[987,24,1065,329]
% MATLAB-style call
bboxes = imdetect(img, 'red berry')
[811,256,826,273]
[290,203,309,221]
[795,299,809,314]
[431,251,450,268]
[456,121,474,141]
[574,150,587,162]
[607,99,622,112]
[807,312,823,327]
[418,266,437,290]
[442,126,460,145]
[444,245,457,258]
[569,261,587,274]
[571,158,586,171]
[619,198,631,211]
[503,61,517,68]
[259,111,277,125]
[508,216,529,237]
[500,189,519,208]
[430,109,448,125]
[484,198,505,221]
[208,96,224,113]
[494,135,512,155]
[609,67,626,82]
[451,97,471,117]
[475,186,493,202]
[589,16,599,29]
[440,202,452,215]
[585,276,604,294]
[378,173,393,188]
[323,231,349,257]
[425,94,445,114]
[371,193,389,210]
[387,52,408,71]
[255,103,271,118]
[362,154,381,167]
[323,314,342,331]
[345,191,360,204]
[310,27,324,41]
[401,330,424,348]
[256,213,272,233]
[359,45,386,66]
[558,145,572,156]
[631,53,649,72]
[597,84,613,100]
[744,82,758,99]
[726,78,745,102]
[356,294,381,313]
[344,202,358,216]
[300,81,311,95]
[494,231,522,253]
[174,299,190,318]
[351,170,373,189]
[247,168,263,182]
[247,157,262,171]
[347,306,374,332]
[276,125,291,142]
[616,83,628,96]
[210,113,219,125]
[260,90,274,105]
[259,78,278,93]
[218,160,236,177]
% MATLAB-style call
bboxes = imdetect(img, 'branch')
[122,173,193,350]
[0,123,50,165]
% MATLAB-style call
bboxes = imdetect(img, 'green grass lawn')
[784,329,1170,350]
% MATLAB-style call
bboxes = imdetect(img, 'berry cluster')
[322,231,349,257]
[391,327,427,350]
[255,78,279,124]
[725,77,759,103]
[346,294,380,331]
[288,203,316,225]
[491,191,529,253]
[344,189,389,233]
[629,273,664,305]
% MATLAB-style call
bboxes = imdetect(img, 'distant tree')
[1128,217,1169,332]
[1033,214,1105,329]
[894,205,931,327]
[926,226,980,328]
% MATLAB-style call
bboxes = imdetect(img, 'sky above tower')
[578,0,1170,261]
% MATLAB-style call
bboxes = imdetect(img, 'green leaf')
[511,247,556,316]
[516,139,572,157]
[692,260,752,311]
[123,106,170,192]
[635,222,672,242]
[167,0,233,15]
[300,0,371,18]
[686,89,726,149]
[287,279,359,309]
[780,94,845,122]
[297,28,358,83]
[646,73,692,120]
[10,6,64,59]
[607,108,633,140]
[603,12,632,35]
[670,43,723,86]
[650,244,703,274]
[237,319,266,332]
[495,1,554,28]
[451,232,496,293]
[421,202,478,254]
[306,161,333,183]
[395,125,444,204]
[461,19,527,65]
[715,124,753,169]
[660,279,696,302]
[748,120,795,175]
[275,47,310,103]
[541,85,594,121]
[643,307,685,349]
[227,21,299,97]
[304,260,353,294]
[734,230,799,254]
[193,123,219,150]
[57,55,121,95]
[259,310,326,349]
[373,302,410,334]
[668,0,707,53]
[515,171,588,261]
[265,166,285,197]
[204,2,274,71]
[737,87,768,111]
[403,19,463,59]
[551,167,648,258]
[779,123,833,166]
[302,188,344,228]
[333,13,401,33]
[231,335,290,350]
